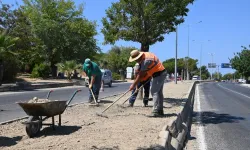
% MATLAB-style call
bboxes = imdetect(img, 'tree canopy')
[230,46,250,79]
[102,0,194,52]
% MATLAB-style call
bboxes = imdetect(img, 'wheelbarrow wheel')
[26,116,41,138]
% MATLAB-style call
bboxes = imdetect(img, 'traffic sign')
[208,63,216,68]
[221,63,231,68]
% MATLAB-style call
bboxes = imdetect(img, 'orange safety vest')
[139,52,165,81]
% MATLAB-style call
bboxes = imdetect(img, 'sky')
[2,0,250,75]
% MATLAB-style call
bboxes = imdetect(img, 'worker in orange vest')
[128,50,167,117]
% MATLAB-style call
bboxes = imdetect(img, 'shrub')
[112,72,121,80]
[2,57,20,82]
[31,63,51,78]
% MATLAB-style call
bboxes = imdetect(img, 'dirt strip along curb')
[0,92,124,125]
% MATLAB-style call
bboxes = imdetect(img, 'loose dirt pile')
[0,81,192,150]
[28,97,51,103]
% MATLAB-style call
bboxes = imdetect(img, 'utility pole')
[192,40,210,80]
[175,26,178,84]
[217,65,220,79]
[208,53,214,80]
[185,21,202,80]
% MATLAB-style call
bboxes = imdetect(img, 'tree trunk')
[140,43,150,52]
[50,63,57,78]
[0,63,3,86]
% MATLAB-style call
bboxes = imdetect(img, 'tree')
[0,32,19,83]
[103,46,136,73]
[23,0,99,77]
[199,66,210,80]
[222,73,233,80]
[56,60,82,80]
[212,72,222,80]
[230,46,250,82]
[162,57,198,79]
[102,0,194,52]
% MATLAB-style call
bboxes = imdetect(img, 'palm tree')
[56,60,82,80]
[0,33,19,86]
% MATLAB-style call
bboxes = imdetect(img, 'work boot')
[127,102,134,107]
[88,97,93,103]
[143,97,149,107]
[148,110,164,117]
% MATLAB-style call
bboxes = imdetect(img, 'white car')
[192,75,199,80]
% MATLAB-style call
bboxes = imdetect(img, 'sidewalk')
[0,81,193,150]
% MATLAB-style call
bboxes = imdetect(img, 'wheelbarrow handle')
[66,89,82,108]
[46,90,54,99]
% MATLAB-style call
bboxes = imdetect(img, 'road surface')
[193,82,250,150]
[0,83,131,123]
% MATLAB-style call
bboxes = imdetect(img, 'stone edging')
[158,81,213,149]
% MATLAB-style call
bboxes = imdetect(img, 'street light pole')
[208,53,214,79]
[175,26,178,84]
[200,43,202,80]
[193,40,210,80]
[186,21,202,80]
[187,25,190,80]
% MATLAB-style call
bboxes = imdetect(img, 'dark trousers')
[89,75,102,101]
[129,79,151,104]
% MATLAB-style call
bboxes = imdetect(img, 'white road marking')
[196,84,207,150]
[218,84,250,99]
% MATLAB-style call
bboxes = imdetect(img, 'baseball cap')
[84,58,91,67]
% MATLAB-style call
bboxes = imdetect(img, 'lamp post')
[208,53,215,80]
[186,21,202,80]
[175,26,178,84]
[193,40,210,80]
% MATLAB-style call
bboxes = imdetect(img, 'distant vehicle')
[84,69,113,87]
[101,69,113,87]
[238,79,246,84]
[192,75,199,80]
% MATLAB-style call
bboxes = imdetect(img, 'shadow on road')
[37,125,81,137]
[163,97,186,107]
[0,136,22,147]
[192,111,245,125]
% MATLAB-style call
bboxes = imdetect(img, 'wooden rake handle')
[90,89,98,104]
[101,90,130,113]
[122,79,151,105]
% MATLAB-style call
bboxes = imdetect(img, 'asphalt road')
[194,82,250,150]
[0,82,131,123]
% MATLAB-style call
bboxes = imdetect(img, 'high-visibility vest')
[140,52,165,81]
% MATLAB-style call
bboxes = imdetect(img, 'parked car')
[84,69,113,87]
[192,75,199,80]
[101,69,113,87]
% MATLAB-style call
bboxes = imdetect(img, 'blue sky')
[3,0,250,75]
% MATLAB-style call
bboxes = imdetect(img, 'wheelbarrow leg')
[59,114,61,126]
[52,116,55,130]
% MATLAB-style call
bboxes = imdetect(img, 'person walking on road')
[128,63,151,107]
[128,50,167,117]
[83,58,102,103]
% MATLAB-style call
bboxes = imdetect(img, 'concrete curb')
[0,82,74,92]
[158,80,212,150]
[0,92,124,125]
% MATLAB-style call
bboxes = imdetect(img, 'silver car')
[84,69,113,87]
[101,69,112,87]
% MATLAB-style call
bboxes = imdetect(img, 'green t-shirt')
[83,62,102,79]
